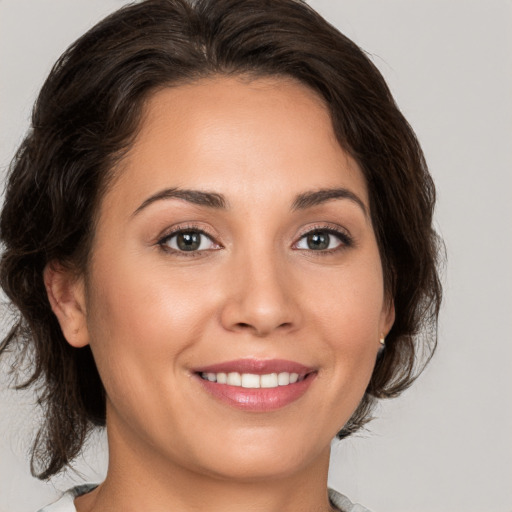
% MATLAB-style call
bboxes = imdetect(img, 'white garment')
[37,484,372,512]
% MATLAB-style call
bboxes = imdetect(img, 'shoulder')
[36,484,99,512]
[328,488,373,512]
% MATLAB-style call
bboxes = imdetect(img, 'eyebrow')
[292,188,368,217]
[133,188,228,215]
[133,186,367,217]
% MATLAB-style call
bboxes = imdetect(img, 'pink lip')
[193,358,314,375]
[192,359,317,412]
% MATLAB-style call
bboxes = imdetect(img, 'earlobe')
[44,262,89,348]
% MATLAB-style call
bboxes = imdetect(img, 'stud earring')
[379,334,386,346]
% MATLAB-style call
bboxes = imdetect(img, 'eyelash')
[294,225,354,255]
[157,224,219,257]
[156,224,353,257]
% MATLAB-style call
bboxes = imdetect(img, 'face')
[60,76,393,481]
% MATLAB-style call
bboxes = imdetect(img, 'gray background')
[1,1,511,511]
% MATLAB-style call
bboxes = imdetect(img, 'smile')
[193,359,317,411]
[199,371,305,388]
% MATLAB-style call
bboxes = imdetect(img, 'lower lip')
[195,373,316,412]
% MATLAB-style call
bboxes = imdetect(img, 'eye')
[160,229,218,253]
[295,229,350,251]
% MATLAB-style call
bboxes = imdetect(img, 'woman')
[0,1,442,511]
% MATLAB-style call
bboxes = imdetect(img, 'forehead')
[106,75,369,213]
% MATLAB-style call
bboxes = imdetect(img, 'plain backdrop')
[1,1,511,511]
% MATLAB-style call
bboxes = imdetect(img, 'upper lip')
[192,358,315,375]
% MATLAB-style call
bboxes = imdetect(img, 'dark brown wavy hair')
[0,0,442,479]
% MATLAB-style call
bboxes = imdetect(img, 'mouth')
[198,371,308,388]
[192,359,317,411]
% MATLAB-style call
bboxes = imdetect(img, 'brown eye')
[176,232,201,251]
[295,229,349,251]
[306,232,330,250]
[162,230,217,252]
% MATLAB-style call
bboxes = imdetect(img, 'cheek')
[302,255,385,409]
[83,256,211,403]
[306,254,385,344]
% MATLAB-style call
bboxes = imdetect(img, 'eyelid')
[156,223,222,253]
[154,222,352,255]
[293,224,354,251]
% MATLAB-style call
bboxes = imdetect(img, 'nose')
[219,250,301,337]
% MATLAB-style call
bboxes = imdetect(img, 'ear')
[44,262,89,348]
[380,296,395,338]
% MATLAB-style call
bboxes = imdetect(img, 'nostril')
[234,321,293,333]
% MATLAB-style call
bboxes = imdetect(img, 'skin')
[45,76,394,512]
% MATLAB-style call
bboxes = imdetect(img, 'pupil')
[307,232,329,250]
[177,232,201,251]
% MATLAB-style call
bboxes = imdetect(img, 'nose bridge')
[221,237,298,336]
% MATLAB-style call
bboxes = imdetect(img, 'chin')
[187,426,331,482]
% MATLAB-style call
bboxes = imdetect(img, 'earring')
[379,334,386,346]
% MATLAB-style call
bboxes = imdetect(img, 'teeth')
[277,372,290,386]
[227,372,242,386]
[201,371,303,388]
[260,373,278,388]
[241,373,260,388]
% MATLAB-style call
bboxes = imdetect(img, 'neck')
[76,416,335,512]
